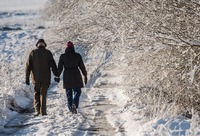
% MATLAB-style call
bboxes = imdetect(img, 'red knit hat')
[66,41,74,48]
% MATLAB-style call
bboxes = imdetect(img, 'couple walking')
[25,39,87,116]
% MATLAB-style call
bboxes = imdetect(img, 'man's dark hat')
[36,39,47,47]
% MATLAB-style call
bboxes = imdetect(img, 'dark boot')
[34,112,40,117]
[72,104,77,114]
[42,113,47,116]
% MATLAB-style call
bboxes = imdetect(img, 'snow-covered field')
[0,0,200,136]
[0,0,47,134]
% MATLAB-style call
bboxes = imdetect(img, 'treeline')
[44,0,200,117]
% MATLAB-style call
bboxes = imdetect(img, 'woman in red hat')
[57,41,87,114]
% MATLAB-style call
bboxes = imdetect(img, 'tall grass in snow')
[43,0,200,122]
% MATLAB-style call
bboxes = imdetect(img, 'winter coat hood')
[65,47,75,53]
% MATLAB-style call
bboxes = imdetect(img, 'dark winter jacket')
[57,47,87,89]
[26,46,58,85]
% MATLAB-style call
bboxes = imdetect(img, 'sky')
[0,0,48,11]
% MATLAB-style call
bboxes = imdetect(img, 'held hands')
[54,77,60,83]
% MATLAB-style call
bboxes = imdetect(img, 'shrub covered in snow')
[44,0,200,119]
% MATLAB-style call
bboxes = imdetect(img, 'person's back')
[57,41,87,114]
[30,46,55,85]
[26,39,58,116]
[62,51,80,68]
[58,47,86,89]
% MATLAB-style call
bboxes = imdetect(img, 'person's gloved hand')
[54,77,60,83]
[84,76,87,85]
[26,79,30,85]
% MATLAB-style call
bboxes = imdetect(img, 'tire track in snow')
[71,50,117,135]
[75,91,117,136]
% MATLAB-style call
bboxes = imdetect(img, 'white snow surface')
[0,0,199,136]
[0,0,47,11]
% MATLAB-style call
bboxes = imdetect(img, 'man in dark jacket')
[26,39,59,116]
[57,41,87,114]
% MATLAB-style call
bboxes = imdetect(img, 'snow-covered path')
[0,0,120,135]
[5,85,119,135]
[76,89,117,135]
